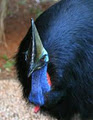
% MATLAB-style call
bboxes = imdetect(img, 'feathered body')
[16,0,93,120]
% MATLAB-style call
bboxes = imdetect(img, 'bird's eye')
[40,55,46,62]
[40,54,49,63]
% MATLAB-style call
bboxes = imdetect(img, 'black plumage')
[15,0,93,120]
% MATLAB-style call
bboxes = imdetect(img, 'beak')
[27,18,49,77]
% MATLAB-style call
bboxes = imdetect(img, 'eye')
[40,55,46,62]
[36,55,49,70]
[40,54,49,63]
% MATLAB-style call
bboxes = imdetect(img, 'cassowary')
[15,0,93,120]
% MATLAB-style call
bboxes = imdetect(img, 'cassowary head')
[26,19,51,106]
[16,18,65,113]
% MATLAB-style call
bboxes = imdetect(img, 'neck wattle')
[47,73,52,86]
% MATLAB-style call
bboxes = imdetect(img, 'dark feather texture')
[15,0,93,120]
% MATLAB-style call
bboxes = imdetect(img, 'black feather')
[15,0,93,119]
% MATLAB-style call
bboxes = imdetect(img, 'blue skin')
[28,65,51,106]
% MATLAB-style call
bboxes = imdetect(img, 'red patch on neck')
[47,73,52,86]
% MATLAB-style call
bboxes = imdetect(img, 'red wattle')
[34,105,40,113]
[47,73,52,86]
